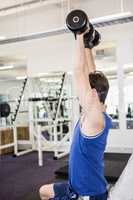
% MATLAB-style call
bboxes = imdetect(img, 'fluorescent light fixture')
[16,76,27,80]
[37,72,49,77]
[124,63,133,68]
[0,36,6,40]
[107,75,117,80]
[90,12,132,24]
[40,78,61,83]
[0,65,14,70]
[68,71,73,75]
[128,72,133,76]
[38,72,64,77]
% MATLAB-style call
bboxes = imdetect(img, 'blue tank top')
[69,112,112,196]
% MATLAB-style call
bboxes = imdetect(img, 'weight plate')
[66,10,88,33]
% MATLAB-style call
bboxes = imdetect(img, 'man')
[39,23,112,200]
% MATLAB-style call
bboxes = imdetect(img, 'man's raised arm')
[85,48,96,73]
[74,34,93,108]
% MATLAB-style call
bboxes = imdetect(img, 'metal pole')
[0,16,133,45]
[37,124,43,166]
[120,0,124,13]
[0,27,69,45]
[13,124,18,155]
[28,79,36,150]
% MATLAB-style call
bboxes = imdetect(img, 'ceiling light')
[40,78,61,82]
[124,63,133,68]
[67,71,73,75]
[0,65,14,70]
[128,72,133,76]
[38,72,49,77]
[16,76,27,80]
[0,36,6,40]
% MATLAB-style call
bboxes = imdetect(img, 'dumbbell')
[66,9,101,48]
[66,9,89,35]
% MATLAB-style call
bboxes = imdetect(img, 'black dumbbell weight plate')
[92,30,101,47]
[66,10,88,34]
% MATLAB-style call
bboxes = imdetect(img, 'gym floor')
[0,152,131,200]
[0,152,67,200]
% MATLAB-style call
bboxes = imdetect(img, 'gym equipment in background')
[28,73,75,166]
[0,102,10,118]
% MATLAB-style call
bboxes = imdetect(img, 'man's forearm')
[74,34,92,92]
[75,33,96,74]
[85,48,96,73]
[75,34,88,73]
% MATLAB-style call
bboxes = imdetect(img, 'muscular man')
[39,25,112,200]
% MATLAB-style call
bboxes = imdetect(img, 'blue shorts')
[53,182,69,198]
[53,182,108,200]
[53,182,78,200]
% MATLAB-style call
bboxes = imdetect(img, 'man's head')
[89,71,109,104]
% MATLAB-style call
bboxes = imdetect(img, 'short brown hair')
[89,71,109,104]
